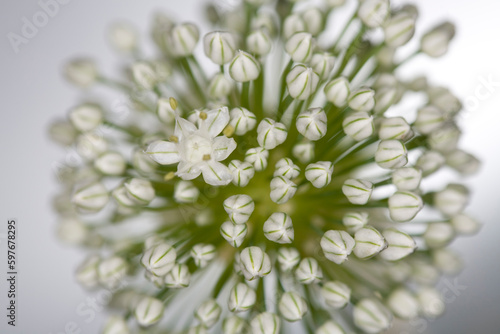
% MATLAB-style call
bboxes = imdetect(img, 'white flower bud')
[295,258,322,284]
[383,13,416,47]
[195,299,222,328]
[322,281,351,309]
[224,194,255,224]
[342,179,373,205]
[131,61,157,90]
[388,191,423,222]
[378,117,412,141]
[251,312,280,334]
[342,111,374,141]
[305,161,333,188]
[277,247,300,272]
[343,212,368,233]
[102,315,130,334]
[49,120,77,146]
[141,242,176,277]
[245,147,269,171]
[57,217,88,245]
[77,133,107,160]
[230,107,257,135]
[279,292,308,322]
[373,87,398,113]
[325,77,350,107]
[98,256,128,289]
[416,150,445,176]
[387,288,419,319]
[417,288,444,317]
[357,0,390,28]
[229,160,255,187]
[257,118,288,149]
[433,248,463,275]
[283,14,306,39]
[124,178,155,205]
[303,8,324,36]
[240,246,272,280]
[274,158,300,180]
[379,228,416,261]
[421,22,455,58]
[392,167,422,191]
[191,244,216,268]
[165,263,191,288]
[73,182,109,212]
[292,140,315,164]
[69,104,103,132]
[168,23,199,56]
[348,87,375,112]
[270,176,297,204]
[109,22,137,52]
[386,261,412,283]
[75,255,100,289]
[353,226,386,259]
[296,108,327,141]
[451,213,481,235]
[429,86,461,116]
[375,140,408,169]
[221,221,248,247]
[64,58,98,88]
[95,152,126,176]
[204,31,237,65]
[316,321,345,334]
[132,149,157,175]
[264,212,294,244]
[353,298,392,334]
[285,32,315,63]
[424,222,455,248]
[135,297,164,327]
[174,181,200,203]
[223,316,247,334]
[411,259,440,285]
[247,29,272,56]
[228,283,256,313]
[434,183,469,216]
[286,65,320,100]
[414,105,446,135]
[208,74,233,99]
[428,123,461,153]
[445,149,480,175]
[310,53,335,80]
[229,51,261,82]
[156,98,177,124]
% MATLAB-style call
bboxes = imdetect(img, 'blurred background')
[1,0,499,333]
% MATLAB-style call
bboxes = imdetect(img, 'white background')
[0,0,499,333]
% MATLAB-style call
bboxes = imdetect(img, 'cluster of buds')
[51,0,480,333]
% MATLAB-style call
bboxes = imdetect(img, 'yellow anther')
[169,135,179,143]
[223,125,235,137]
[164,171,176,181]
[169,97,178,110]
[199,111,208,120]
[203,154,211,161]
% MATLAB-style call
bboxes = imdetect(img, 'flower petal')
[212,136,237,161]
[203,107,230,138]
[174,117,197,140]
[176,161,201,180]
[146,140,180,165]
[201,161,232,186]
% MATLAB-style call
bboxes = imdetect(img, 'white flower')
[445,149,480,175]
[223,316,246,334]
[270,176,297,204]
[353,226,386,259]
[302,8,324,36]
[321,230,355,264]
[224,194,255,224]
[94,152,126,176]
[174,180,200,203]
[75,255,100,289]
[49,119,77,146]
[221,221,248,247]
[135,297,164,327]
[168,23,199,56]
[141,242,176,277]
[378,117,412,140]
[295,257,322,284]
[250,312,280,334]
[322,281,351,309]
[417,287,445,317]
[428,123,461,153]
[146,107,237,186]
[228,283,256,313]
[229,51,261,82]
[342,179,373,205]
[257,118,288,149]
[424,222,455,248]
[69,103,103,132]
[245,147,269,171]
[348,87,375,112]
[414,105,446,135]
[375,140,408,169]
[451,213,481,235]
[343,212,368,233]
[57,217,88,245]
[434,184,469,216]
[342,111,374,141]
[195,299,222,328]
[383,12,416,47]
[109,22,137,52]
[286,65,320,100]
[277,247,300,271]
[379,228,416,261]
[357,0,390,28]
[64,58,98,88]
[279,292,308,321]
[204,31,237,65]
[292,140,315,163]
[305,161,334,188]
[416,150,445,176]
[165,263,191,288]
[421,22,455,57]
[433,248,463,275]
[283,14,306,39]
[374,87,398,113]
[247,29,272,56]
[310,53,335,80]
[77,132,107,160]
[274,158,300,179]
[230,107,257,135]
[316,321,345,334]
[124,178,155,205]
[229,160,255,187]
[240,246,272,280]
[285,32,315,63]
[325,77,350,107]
[98,256,128,289]
[208,74,233,99]
[387,288,419,319]
[73,182,109,212]
[263,212,294,244]
[388,191,423,222]
[102,315,130,334]
[191,244,217,268]
[131,61,157,90]
[392,167,422,191]
[353,298,392,333]
[296,108,327,141]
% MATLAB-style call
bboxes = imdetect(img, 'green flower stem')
[329,11,359,53]
[102,120,143,137]
[332,26,367,78]
[348,42,386,81]
[253,67,265,118]
[394,49,421,70]
[277,94,294,122]
[179,57,206,105]
[241,82,251,109]
[187,55,208,83]
[278,59,294,104]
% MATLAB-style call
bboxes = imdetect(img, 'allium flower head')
[52,1,480,333]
